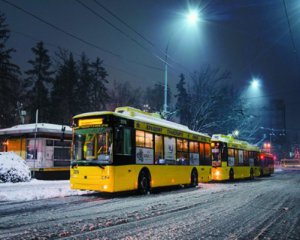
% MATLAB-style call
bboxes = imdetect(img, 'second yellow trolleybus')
[211,134,261,181]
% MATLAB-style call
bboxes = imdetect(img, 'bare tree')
[187,65,232,133]
[108,80,142,110]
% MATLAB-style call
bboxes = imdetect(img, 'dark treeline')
[0,13,261,141]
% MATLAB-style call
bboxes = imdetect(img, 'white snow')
[0,123,72,135]
[0,152,31,182]
[0,179,91,202]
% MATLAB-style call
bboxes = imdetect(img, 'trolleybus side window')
[164,136,176,165]
[199,143,205,164]
[238,150,244,166]
[189,141,199,166]
[155,134,164,164]
[176,138,189,165]
[204,143,211,166]
[254,152,259,166]
[115,127,132,155]
[136,130,153,148]
[234,149,239,166]
[243,150,249,166]
[228,148,235,166]
[135,130,154,165]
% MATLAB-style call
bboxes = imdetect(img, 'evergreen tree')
[175,73,191,126]
[76,53,92,113]
[24,41,53,122]
[90,57,109,111]
[0,13,21,127]
[51,51,78,124]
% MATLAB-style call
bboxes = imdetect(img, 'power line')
[1,0,163,72]
[93,0,183,69]
[76,0,167,65]
[282,0,300,74]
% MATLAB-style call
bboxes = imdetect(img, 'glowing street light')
[163,8,201,116]
[186,9,200,26]
[233,130,239,137]
[250,78,260,89]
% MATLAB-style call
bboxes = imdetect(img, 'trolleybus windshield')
[73,127,113,164]
[212,142,226,167]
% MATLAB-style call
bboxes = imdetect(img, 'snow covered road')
[0,169,299,239]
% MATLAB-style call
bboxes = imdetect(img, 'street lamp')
[250,78,260,89]
[163,8,201,116]
[233,130,239,137]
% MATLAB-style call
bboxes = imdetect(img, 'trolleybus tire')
[190,169,198,187]
[138,169,151,195]
[229,168,234,181]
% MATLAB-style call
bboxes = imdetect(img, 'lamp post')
[162,8,201,116]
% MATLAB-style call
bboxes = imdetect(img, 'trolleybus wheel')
[250,168,254,180]
[229,169,234,181]
[138,170,150,195]
[190,169,198,187]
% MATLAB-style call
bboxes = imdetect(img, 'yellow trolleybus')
[211,134,261,181]
[70,107,212,194]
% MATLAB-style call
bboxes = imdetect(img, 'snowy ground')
[0,167,285,202]
[0,169,299,240]
[0,179,91,202]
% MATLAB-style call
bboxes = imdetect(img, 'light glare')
[251,79,260,89]
[186,10,200,25]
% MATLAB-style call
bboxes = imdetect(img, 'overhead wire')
[282,0,300,78]
[93,0,183,69]
[76,0,168,66]
[1,0,163,73]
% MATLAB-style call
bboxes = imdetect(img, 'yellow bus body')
[212,166,259,181]
[70,165,211,193]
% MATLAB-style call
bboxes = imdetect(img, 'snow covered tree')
[50,51,78,124]
[175,74,191,126]
[24,41,53,122]
[0,13,21,128]
[186,65,232,133]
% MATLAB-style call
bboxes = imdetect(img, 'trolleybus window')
[176,138,189,165]
[136,130,153,148]
[189,141,199,166]
[204,143,211,166]
[212,142,221,167]
[243,150,249,166]
[114,127,132,155]
[164,136,176,164]
[228,148,235,166]
[199,143,205,163]
[154,135,164,164]
[73,127,112,163]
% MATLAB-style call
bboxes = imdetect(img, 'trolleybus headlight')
[215,170,220,176]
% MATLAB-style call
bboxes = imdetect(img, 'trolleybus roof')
[73,107,210,139]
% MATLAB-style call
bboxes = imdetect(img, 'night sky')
[1,0,299,137]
